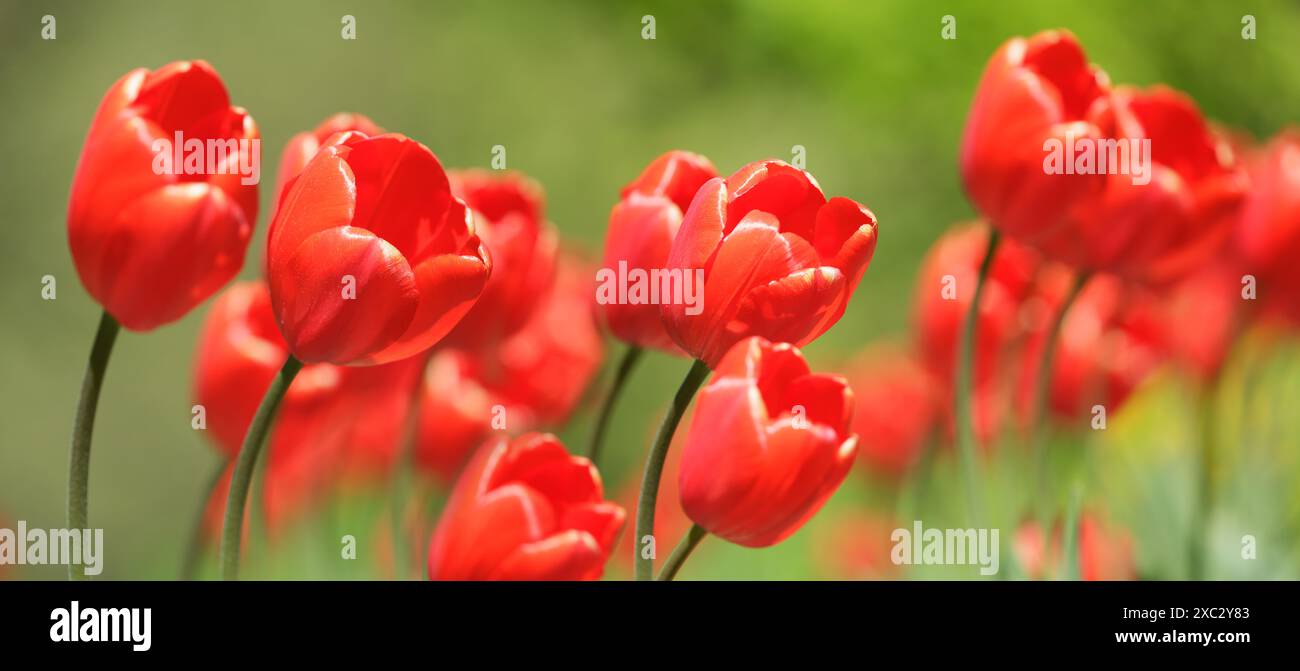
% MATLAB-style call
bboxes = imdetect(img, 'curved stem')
[657,524,707,581]
[179,457,228,580]
[954,229,999,527]
[219,355,303,580]
[1030,271,1090,507]
[634,359,710,580]
[586,345,643,466]
[66,310,120,580]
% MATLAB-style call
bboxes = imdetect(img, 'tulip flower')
[960,30,1110,249]
[64,61,259,578]
[427,433,625,580]
[69,60,260,331]
[192,281,423,563]
[415,349,499,482]
[1238,131,1300,325]
[440,169,557,351]
[232,132,487,578]
[677,336,858,552]
[661,159,879,367]
[842,342,938,477]
[635,160,876,579]
[587,151,716,465]
[273,113,383,202]
[913,225,1039,391]
[962,31,1247,284]
[192,281,336,460]
[416,256,604,481]
[600,151,717,353]
[267,131,491,365]
[1013,274,1163,426]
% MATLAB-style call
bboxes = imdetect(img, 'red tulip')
[1061,87,1247,283]
[961,30,1109,246]
[841,342,938,477]
[273,113,383,202]
[1238,131,1300,324]
[68,60,259,331]
[911,225,1042,447]
[913,224,1039,390]
[427,433,626,580]
[193,281,421,533]
[1013,273,1163,425]
[266,131,491,365]
[962,31,1248,284]
[661,160,878,367]
[192,281,338,459]
[490,256,604,425]
[678,336,858,547]
[440,170,558,350]
[415,349,499,481]
[600,151,717,353]
[415,257,604,481]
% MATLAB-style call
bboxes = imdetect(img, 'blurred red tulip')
[962,32,1247,284]
[912,225,1041,447]
[267,131,491,364]
[427,433,625,580]
[841,342,938,477]
[490,256,605,425]
[193,281,422,534]
[273,113,383,202]
[1014,514,1136,580]
[961,30,1109,247]
[600,151,717,353]
[678,336,858,547]
[415,256,604,481]
[192,281,337,460]
[1238,131,1300,324]
[68,60,259,331]
[913,224,1039,390]
[415,349,499,482]
[1062,86,1247,283]
[440,170,558,351]
[661,160,878,367]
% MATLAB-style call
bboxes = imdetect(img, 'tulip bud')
[68,61,259,330]
[678,336,858,547]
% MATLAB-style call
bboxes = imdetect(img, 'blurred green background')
[2,0,1299,579]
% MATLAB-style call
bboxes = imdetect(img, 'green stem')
[67,310,120,580]
[1190,382,1218,580]
[1060,486,1082,580]
[1030,271,1090,508]
[219,355,303,580]
[180,457,228,580]
[954,229,999,527]
[586,345,643,466]
[634,359,710,580]
[657,524,707,581]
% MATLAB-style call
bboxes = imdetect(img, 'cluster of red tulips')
[62,29,1300,581]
